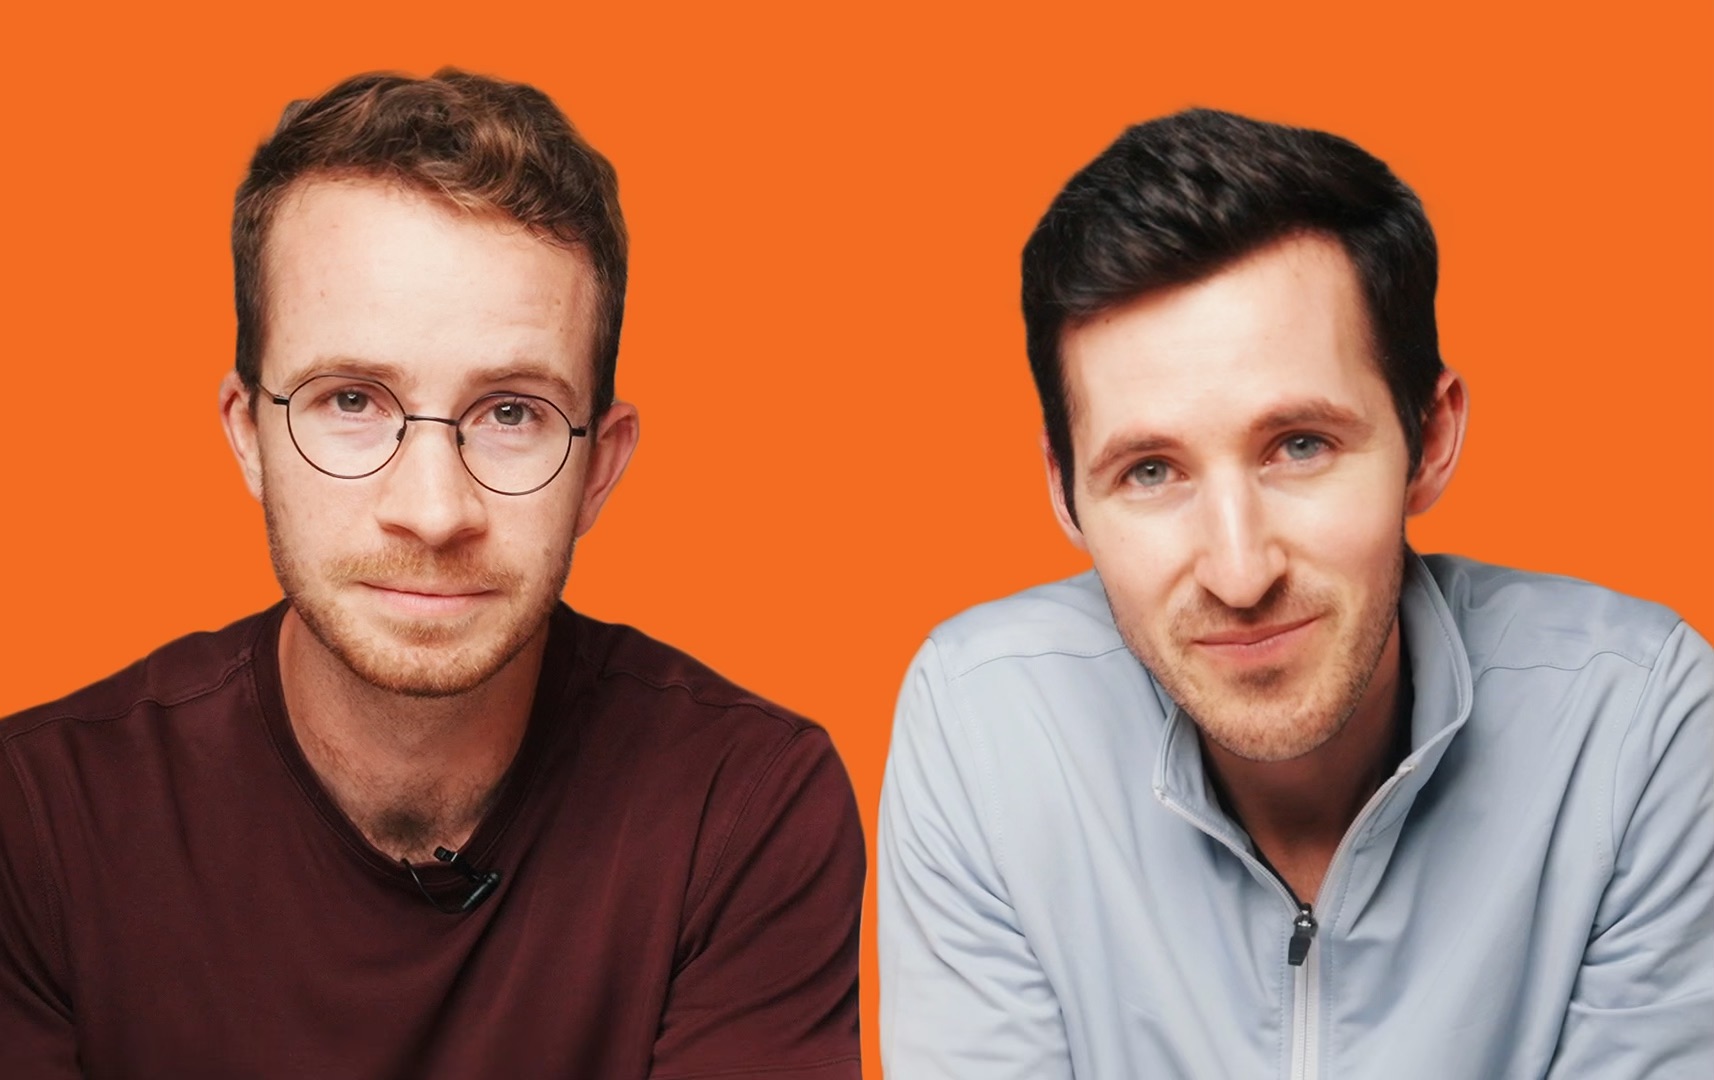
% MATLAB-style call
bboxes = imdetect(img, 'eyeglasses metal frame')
[262,374,590,496]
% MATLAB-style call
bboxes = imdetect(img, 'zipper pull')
[1287,904,1317,966]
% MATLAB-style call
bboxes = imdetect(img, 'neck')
[277,608,547,862]
[1202,621,1410,904]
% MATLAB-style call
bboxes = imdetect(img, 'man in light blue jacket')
[878,109,1713,1078]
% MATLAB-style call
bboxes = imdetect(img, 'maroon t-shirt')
[0,604,864,1078]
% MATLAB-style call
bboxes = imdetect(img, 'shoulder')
[1,609,275,757]
[566,609,823,740]
[554,608,847,794]
[551,609,861,910]
[895,572,1164,777]
[1423,554,1687,675]
[922,570,1129,681]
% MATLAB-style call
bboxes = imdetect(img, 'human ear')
[218,370,265,501]
[1405,368,1469,516]
[573,401,639,538]
[1043,431,1088,552]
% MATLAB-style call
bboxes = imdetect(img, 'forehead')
[1060,233,1392,454]
[262,177,599,399]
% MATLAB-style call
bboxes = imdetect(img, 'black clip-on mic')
[401,846,503,913]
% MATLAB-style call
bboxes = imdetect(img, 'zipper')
[1157,763,1412,929]
[1281,893,1318,1080]
[1290,932,1320,1080]
[1278,767,1412,1080]
[1156,761,1416,1080]
[1287,903,1317,966]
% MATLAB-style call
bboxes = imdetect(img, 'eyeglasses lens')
[284,375,573,494]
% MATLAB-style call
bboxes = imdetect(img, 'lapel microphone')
[435,846,503,911]
[401,847,503,913]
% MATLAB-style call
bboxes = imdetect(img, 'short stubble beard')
[264,492,573,699]
[1114,543,1405,763]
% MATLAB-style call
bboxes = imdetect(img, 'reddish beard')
[264,495,570,697]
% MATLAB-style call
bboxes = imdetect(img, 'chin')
[1192,697,1352,763]
[340,640,519,698]
[299,591,549,699]
[1137,642,1361,763]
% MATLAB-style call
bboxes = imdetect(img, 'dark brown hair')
[1022,109,1441,522]
[233,68,627,416]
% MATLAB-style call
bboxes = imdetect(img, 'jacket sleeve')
[879,639,1073,1080]
[0,736,81,1078]
[648,726,864,1080]
[1548,621,1714,1078]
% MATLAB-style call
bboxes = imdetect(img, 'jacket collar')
[1152,550,1476,830]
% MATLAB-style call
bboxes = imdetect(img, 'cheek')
[1280,476,1408,592]
[1078,510,1190,626]
[508,483,583,560]
[259,448,370,551]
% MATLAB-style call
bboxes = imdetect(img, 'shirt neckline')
[248,600,586,896]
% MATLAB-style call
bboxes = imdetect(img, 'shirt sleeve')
[878,639,1073,1080]
[1548,620,1714,1078]
[648,725,864,1080]
[0,735,81,1078]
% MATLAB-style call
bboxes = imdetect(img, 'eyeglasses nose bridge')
[399,412,466,448]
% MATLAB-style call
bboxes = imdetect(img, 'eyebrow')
[467,366,584,411]
[281,358,583,412]
[1249,399,1373,439]
[1083,398,1374,479]
[1086,433,1183,479]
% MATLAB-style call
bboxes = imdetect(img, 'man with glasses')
[0,70,862,1078]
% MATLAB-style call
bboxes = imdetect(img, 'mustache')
[326,547,522,592]
[1170,579,1327,637]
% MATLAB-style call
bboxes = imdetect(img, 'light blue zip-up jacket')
[879,554,1713,1078]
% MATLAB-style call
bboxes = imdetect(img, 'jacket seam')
[931,638,1015,889]
[1600,621,1684,902]
[1475,650,1653,676]
[947,642,1132,680]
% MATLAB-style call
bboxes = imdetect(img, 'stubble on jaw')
[263,492,574,699]
[1109,544,1405,763]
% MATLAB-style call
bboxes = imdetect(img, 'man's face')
[1052,233,1445,762]
[223,178,634,698]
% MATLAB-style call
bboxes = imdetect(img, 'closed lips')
[1194,617,1318,647]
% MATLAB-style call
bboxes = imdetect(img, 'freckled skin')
[231,178,620,698]
[216,178,639,858]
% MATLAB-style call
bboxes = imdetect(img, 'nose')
[1192,471,1285,610]
[371,419,489,548]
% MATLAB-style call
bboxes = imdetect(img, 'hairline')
[243,168,605,416]
[1052,226,1408,480]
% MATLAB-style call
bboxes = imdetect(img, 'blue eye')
[1128,459,1173,487]
[1281,435,1329,461]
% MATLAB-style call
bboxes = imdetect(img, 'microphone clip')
[401,846,503,914]
[434,846,503,911]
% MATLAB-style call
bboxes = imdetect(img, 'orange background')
[4,2,1710,1073]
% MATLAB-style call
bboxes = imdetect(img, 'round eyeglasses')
[263,374,589,496]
